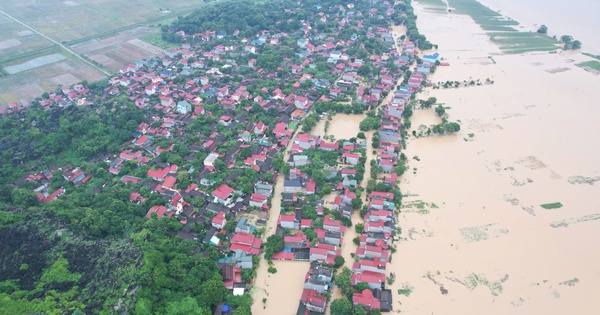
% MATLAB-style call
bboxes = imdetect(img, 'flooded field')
[313,113,364,140]
[251,260,309,315]
[388,1,600,314]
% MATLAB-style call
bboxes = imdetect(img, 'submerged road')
[0,9,110,76]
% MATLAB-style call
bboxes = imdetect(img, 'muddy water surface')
[388,1,600,314]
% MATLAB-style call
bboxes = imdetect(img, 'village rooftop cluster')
[9,0,444,313]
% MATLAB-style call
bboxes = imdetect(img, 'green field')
[0,0,209,60]
[139,30,182,50]
[417,0,448,12]
[0,0,211,105]
[576,60,600,72]
[448,0,560,54]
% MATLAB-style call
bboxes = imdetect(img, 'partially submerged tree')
[536,25,547,34]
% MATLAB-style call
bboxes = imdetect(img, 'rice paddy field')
[0,0,207,45]
[0,0,208,105]
[446,0,560,53]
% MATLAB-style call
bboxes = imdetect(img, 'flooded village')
[3,0,600,313]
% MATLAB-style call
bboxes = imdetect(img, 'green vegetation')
[334,255,345,268]
[582,53,600,61]
[264,234,284,260]
[559,35,582,50]
[392,0,437,50]
[576,60,600,72]
[359,116,382,131]
[333,267,353,296]
[0,97,145,182]
[449,0,559,54]
[431,121,461,134]
[540,202,563,210]
[536,25,548,34]
[330,298,353,315]
[397,283,414,296]
[140,31,183,49]
[0,207,143,314]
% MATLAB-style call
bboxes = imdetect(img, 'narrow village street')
[251,128,309,315]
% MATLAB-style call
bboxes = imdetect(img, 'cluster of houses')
[15,166,92,204]
[3,0,447,312]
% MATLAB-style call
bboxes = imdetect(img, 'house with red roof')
[300,219,313,229]
[351,271,386,290]
[318,140,339,151]
[365,209,394,223]
[300,289,327,313]
[353,257,387,275]
[230,232,262,255]
[221,265,242,291]
[294,96,309,109]
[309,247,328,262]
[305,179,316,195]
[254,121,268,135]
[278,213,299,229]
[135,135,150,146]
[162,176,177,190]
[383,172,397,185]
[284,232,308,249]
[249,193,268,209]
[37,188,65,203]
[363,220,393,234]
[212,183,234,205]
[343,152,360,165]
[145,205,168,219]
[147,167,169,181]
[296,133,316,150]
[353,289,381,311]
[212,211,227,229]
[120,150,142,161]
[341,168,356,178]
[273,122,293,138]
[356,244,389,261]
[323,215,341,232]
[369,191,395,201]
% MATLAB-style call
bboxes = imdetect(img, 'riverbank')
[387,1,600,314]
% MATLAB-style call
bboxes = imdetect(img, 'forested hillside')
[0,95,145,183]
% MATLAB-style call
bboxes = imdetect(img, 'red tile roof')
[212,183,234,200]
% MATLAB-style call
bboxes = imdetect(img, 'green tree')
[355,223,364,233]
[334,255,345,268]
[560,35,573,45]
[12,188,40,208]
[330,298,352,315]
[265,234,285,252]
[537,25,547,34]
[353,305,367,315]
[351,198,363,210]
[166,297,210,315]
[435,105,445,117]
[334,267,352,295]
[570,40,582,50]
[232,306,252,315]
[0,184,13,204]
[370,309,382,315]
[198,279,227,308]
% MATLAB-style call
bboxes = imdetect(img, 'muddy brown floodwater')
[386,1,600,314]
[313,113,364,140]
